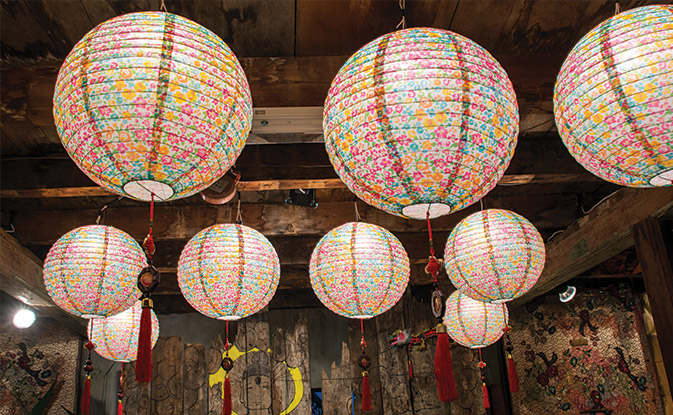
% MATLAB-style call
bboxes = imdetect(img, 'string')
[480,198,484,211]
[160,0,168,12]
[615,0,621,15]
[225,320,230,353]
[236,193,243,224]
[354,200,362,222]
[426,209,435,258]
[95,195,124,225]
[143,193,156,262]
[360,319,367,352]
[396,0,407,29]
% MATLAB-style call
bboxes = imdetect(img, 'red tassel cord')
[503,325,520,393]
[222,321,234,415]
[478,349,490,411]
[117,363,124,415]
[434,328,458,402]
[358,319,373,411]
[81,341,95,415]
[136,195,160,383]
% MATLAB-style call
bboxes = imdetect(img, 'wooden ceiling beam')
[511,187,673,307]
[0,229,86,336]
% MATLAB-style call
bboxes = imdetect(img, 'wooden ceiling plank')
[511,187,673,307]
[0,228,86,336]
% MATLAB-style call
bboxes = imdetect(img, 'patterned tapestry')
[510,286,663,415]
[0,321,80,415]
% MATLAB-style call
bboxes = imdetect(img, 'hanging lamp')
[554,5,673,187]
[323,27,519,219]
[43,225,145,318]
[310,219,410,411]
[444,209,545,303]
[53,11,253,201]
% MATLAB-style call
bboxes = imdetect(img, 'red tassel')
[508,354,520,393]
[223,376,232,415]
[434,331,457,402]
[482,382,490,409]
[135,298,153,383]
[362,372,372,411]
[81,375,91,415]
[117,399,123,415]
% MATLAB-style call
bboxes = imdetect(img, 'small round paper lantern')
[43,225,145,318]
[444,291,508,349]
[554,5,673,187]
[444,209,545,303]
[177,224,280,320]
[53,12,253,201]
[324,27,519,219]
[309,222,410,319]
[88,302,159,362]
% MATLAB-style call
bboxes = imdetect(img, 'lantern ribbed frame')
[88,302,159,362]
[53,12,253,201]
[323,27,519,219]
[177,224,280,320]
[444,209,545,303]
[43,225,145,319]
[444,291,508,349]
[554,5,673,187]
[309,222,410,319]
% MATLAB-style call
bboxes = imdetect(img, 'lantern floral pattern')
[324,27,519,219]
[309,222,410,319]
[88,302,159,362]
[554,5,673,187]
[444,209,545,303]
[43,225,145,318]
[53,12,253,201]
[444,291,508,349]
[177,224,280,320]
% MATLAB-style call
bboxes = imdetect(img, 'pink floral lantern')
[444,209,545,303]
[177,224,280,320]
[43,225,145,318]
[88,302,159,362]
[323,27,519,219]
[554,5,673,187]
[444,291,508,349]
[53,12,252,201]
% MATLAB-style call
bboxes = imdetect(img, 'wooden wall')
[121,293,484,414]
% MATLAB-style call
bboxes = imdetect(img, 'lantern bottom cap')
[649,169,673,187]
[490,298,510,304]
[351,315,374,320]
[217,316,242,321]
[123,180,174,201]
[80,313,106,319]
[402,203,451,220]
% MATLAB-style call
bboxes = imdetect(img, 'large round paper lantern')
[43,225,145,318]
[444,209,545,303]
[554,5,673,187]
[88,302,159,362]
[444,291,508,349]
[53,12,253,201]
[309,222,410,319]
[324,27,519,219]
[177,224,280,320]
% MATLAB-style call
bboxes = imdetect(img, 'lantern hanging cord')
[235,194,243,225]
[615,0,620,15]
[396,0,407,29]
[225,320,230,354]
[95,195,124,225]
[480,198,484,211]
[354,200,362,222]
[143,193,156,262]
[160,0,168,12]
[360,319,367,353]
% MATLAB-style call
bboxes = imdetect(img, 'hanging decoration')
[177,223,281,320]
[310,219,410,411]
[117,364,125,415]
[444,291,509,411]
[424,212,456,402]
[53,11,253,201]
[444,209,545,303]
[221,321,234,415]
[81,341,95,415]
[503,325,520,393]
[87,302,159,362]
[43,225,145,318]
[323,27,519,219]
[554,5,673,187]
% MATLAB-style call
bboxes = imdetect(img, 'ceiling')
[0,0,666,314]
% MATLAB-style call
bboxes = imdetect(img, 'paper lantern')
[309,222,410,318]
[444,209,545,303]
[88,302,159,362]
[177,224,280,320]
[324,27,519,219]
[444,291,508,348]
[554,5,673,187]
[53,12,253,201]
[43,225,145,318]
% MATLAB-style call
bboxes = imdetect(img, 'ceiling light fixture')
[559,285,577,303]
